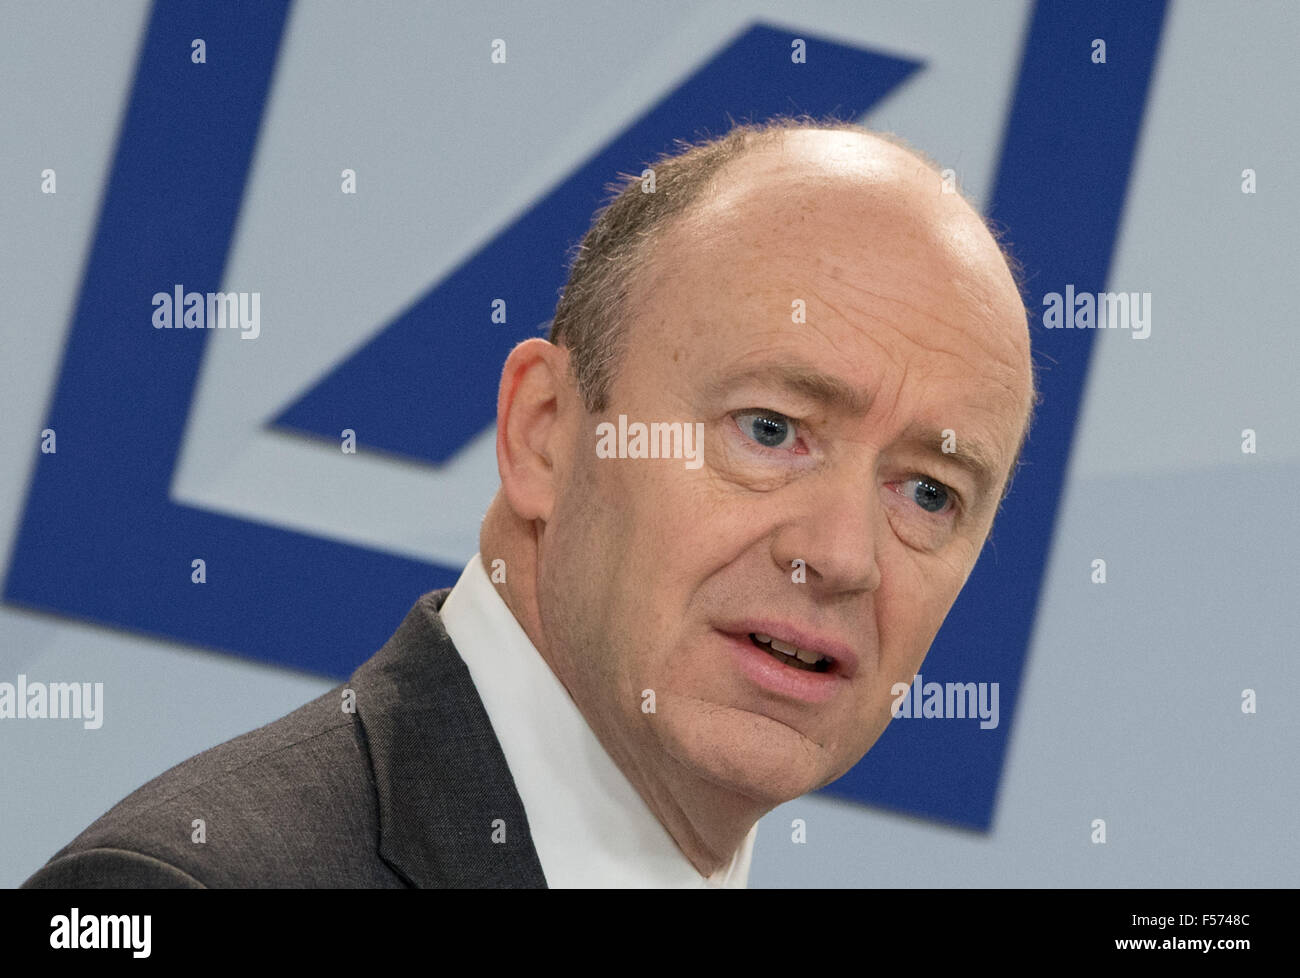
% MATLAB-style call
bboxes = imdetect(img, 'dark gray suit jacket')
[22,589,549,888]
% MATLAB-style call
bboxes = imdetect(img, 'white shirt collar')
[438,553,757,888]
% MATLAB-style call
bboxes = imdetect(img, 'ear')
[495,338,574,522]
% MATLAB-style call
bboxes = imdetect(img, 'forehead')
[665,132,1020,319]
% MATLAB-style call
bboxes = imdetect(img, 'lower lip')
[721,631,845,704]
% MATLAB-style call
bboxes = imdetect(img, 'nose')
[771,470,883,594]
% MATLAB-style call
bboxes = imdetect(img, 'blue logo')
[4,1,1168,828]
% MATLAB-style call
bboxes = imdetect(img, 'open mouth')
[749,633,832,673]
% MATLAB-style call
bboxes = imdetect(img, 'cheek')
[874,554,967,673]
[612,458,774,574]
[569,468,706,668]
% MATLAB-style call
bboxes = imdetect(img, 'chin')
[657,698,831,805]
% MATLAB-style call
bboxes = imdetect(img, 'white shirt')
[439,553,757,888]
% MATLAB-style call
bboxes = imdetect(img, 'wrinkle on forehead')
[628,127,1035,436]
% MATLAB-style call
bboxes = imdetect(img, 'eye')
[898,476,954,514]
[734,410,798,450]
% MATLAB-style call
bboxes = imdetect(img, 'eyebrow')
[707,361,1008,502]
[897,421,1004,503]
[705,363,873,415]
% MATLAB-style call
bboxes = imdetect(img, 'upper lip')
[721,619,862,678]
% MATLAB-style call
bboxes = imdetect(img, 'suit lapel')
[351,589,548,888]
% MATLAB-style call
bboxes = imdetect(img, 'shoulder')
[24,681,398,889]
[21,587,542,890]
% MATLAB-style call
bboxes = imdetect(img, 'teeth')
[755,634,827,666]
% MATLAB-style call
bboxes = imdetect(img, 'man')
[23,119,1036,888]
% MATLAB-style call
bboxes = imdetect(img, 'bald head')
[666,127,1027,336]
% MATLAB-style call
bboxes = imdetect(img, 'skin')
[479,128,1034,876]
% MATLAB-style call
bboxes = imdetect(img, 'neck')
[478,494,762,877]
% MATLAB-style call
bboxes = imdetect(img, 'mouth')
[749,633,832,673]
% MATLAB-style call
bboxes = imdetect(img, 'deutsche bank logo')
[4,1,1167,827]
